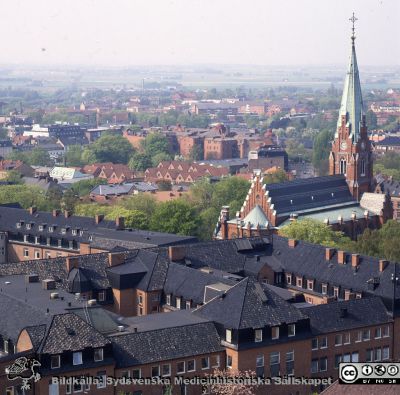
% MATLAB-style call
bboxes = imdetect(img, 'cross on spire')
[349,12,358,44]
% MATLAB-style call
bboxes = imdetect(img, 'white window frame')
[72,351,83,365]
[307,279,314,291]
[187,359,196,372]
[288,324,295,337]
[201,357,210,370]
[96,371,107,389]
[335,334,342,346]
[320,337,328,349]
[94,348,103,362]
[226,329,232,343]
[177,361,185,374]
[162,363,171,377]
[166,294,171,306]
[51,354,61,369]
[255,329,263,342]
[271,326,279,340]
[321,284,327,295]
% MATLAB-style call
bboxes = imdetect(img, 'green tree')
[141,133,171,159]
[74,203,113,218]
[151,152,172,167]
[312,129,333,176]
[279,218,354,249]
[71,178,108,197]
[4,170,24,184]
[121,194,157,218]
[60,189,79,212]
[0,185,49,210]
[188,144,204,161]
[66,145,84,167]
[211,177,250,214]
[150,199,199,236]
[82,134,134,164]
[263,169,289,185]
[128,152,152,171]
[28,148,53,166]
[379,220,400,262]
[190,178,214,210]
[105,207,148,230]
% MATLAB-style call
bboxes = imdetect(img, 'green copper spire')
[336,13,365,142]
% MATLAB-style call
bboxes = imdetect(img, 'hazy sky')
[1,0,399,67]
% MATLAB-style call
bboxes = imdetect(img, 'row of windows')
[50,348,104,369]
[226,324,295,344]
[286,273,362,299]
[254,350,295,377]
[16,222,83,236]
[166,294,194,310]
[312,327,390,350]
[311,347,390,373]
[23,248,64,259]
[142,356,220,378]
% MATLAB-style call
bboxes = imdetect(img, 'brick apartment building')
[144,161,228,184]
[82,163,136,184]
[0,204,195,263]
[1,235,400,394]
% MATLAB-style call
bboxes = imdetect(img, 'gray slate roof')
[40,313,111,354]
[111,322,223,367]
[301,297,391,334]
[193,277,306,329]
[264,175,356,216]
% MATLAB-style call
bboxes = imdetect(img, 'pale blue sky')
[1,0,398,66]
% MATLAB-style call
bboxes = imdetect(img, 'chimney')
[116,217,125,230]
[337,250,346,264]
[64,210,71,218]
[379,259,388,272]
[108,252,125,267]
[95,214,104,224]
[325,248,334,261]
[288,239,297,248]
[339,307,348,318]
[351,254,360,268]
[29,206,37,215]
[52,209,60,217]
[66,256,79,272]
[168,246,186,261]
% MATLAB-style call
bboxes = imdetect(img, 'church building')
[215,16,393,241]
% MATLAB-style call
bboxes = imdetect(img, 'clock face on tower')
[340,141,348,150]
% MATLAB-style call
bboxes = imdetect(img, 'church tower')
[329,14,373,201]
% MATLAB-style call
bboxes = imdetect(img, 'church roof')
[238,204,269,229]
[336,32,364,142]
[264,175,356,217]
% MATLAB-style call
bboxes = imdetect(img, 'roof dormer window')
[38,225,44,231]
[72,229,77,236]
[16,222,22,229]
[48,226,54,233]
[26,223,31,230]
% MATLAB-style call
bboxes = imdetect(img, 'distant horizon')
[1,0,398,67]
